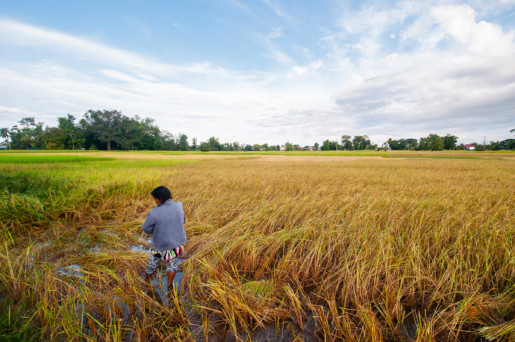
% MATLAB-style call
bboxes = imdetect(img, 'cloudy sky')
[0,0,514,145]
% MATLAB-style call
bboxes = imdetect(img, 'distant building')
[280,145,286,151]
[465,144,476,151]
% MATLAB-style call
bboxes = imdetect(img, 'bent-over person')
[142,185,186,289]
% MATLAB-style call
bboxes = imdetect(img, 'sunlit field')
[0,151,513,341]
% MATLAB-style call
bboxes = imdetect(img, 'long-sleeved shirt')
[142,199,187,251]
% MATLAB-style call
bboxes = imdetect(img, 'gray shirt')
[142,199,187,251]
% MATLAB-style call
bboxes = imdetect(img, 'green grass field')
[0,151,513,341]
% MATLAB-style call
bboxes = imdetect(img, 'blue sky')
[1,0,514,146]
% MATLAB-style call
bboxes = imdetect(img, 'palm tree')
[0,127,11,149]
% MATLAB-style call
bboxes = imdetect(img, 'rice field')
[0,151,513,341]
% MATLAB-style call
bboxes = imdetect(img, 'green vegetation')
[0,152,513,340]
[0,154,114,164]
[2,112,514,152]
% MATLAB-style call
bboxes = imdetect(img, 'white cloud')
[261,0,291,21]
[268,27,283,39]
[431,5,515,55]
[266,49,294,64]
[292,65,307,75]
[324,1,515,143]
[1,1,514,146]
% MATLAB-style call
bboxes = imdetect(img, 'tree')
[321,140,331,150]
[199,141,209,151]
[57,114,82,149]
[243,144,253,151]
[0,128,11,149]
[191,138,198,150]
[406,138,418,150]
[443,134,458,150]
[341,135,352,150]
[178,134,189,151]
[161,131,177,150]
[420,134,443,151]
[387,138,399,150]
[117,116,156,150]
[284,142,293,151]
[19,117,36,129]
[207,137,221,151]
[500,139,515,150]
[43,127,66,149]
[313,142,319,150]
[80,110,124,150]
[352,135,371,150]
[489,141,501,150]
[13,117,44,149]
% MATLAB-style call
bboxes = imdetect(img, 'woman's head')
[151,185,172,203]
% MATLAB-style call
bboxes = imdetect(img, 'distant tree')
[13,117,44,149]
[80,110,125,150]
[0,127,11,149]
[406,138,418,150]
[387,138,415,150]
[19,117,36,129]
[443,134,458,150]
[500,139,515,150]
[313,142,319,151]
[57,114,82,149]
[199,141,209,151]
[178,134,189,151]
[191,138,198,151]
[284,142,293,151]
[352,135,371,150]
[387,138,399,150]
[43,127,66,149]
[489,141,501,150]
[262,143,269,151]
[341,135,352,150]
[129,117,163,150]
[381,142,389,150]
[420,133,443,151]
[243,144,253,151]
[253,144,261,151]
[161,131,177,150]
[207,137,221,151]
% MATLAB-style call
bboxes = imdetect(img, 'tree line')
[1,110,514,151]
[0,110,277,151]
[1,111,188,151]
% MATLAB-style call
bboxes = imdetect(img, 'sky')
[0,0,514,146]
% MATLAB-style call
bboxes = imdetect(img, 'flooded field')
[0,151,514,341]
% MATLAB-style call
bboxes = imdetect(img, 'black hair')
[151,185,172,203]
